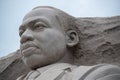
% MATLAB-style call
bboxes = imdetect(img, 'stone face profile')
[0,6,120,80]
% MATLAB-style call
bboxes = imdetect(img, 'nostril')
[20,36,27,44]
[20,29,34,44]
[20,35,34,44]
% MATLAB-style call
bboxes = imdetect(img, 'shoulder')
[72,64,120,80]
[16,70,36,80]
[16,74,27,80]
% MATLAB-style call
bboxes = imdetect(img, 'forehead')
[23,8,58,22]
[20,8,62,30]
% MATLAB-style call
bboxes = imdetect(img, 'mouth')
[21,42,38,50]
[20,43,39,57]
[22,47,38,57]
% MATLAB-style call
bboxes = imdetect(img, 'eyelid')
[19,29,25,37]
[31,22,48,31]
[34,22,48,27]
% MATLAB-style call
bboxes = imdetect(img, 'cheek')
[35,29,66,46]
[34,29,66,56]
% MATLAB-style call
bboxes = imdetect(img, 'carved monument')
[0,6,120,80]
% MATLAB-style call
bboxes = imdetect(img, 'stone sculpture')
[15,6,120,80]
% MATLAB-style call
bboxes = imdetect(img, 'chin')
[22,54,58,70]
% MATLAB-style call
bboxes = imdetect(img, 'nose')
[20,29,34,44]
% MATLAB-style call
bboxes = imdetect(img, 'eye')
[34,24,46,30]
[35,24,44,29]
[19,29,25,37]
[34,22,47,31]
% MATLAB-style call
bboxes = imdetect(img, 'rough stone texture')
[0,50,30,80]
[76,16,120,66]
[0,16,120,80]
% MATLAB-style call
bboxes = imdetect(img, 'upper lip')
[20,42,38,51]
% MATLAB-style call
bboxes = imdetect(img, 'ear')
[66,30,79,47]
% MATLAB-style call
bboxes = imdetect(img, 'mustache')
[20,42,39,50]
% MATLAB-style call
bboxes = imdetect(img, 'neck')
[58,50,74,65]
[36,51,75,73]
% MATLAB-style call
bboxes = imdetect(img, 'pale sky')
[0,0,120,57]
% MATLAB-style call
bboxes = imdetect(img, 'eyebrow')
[19,18,49,30]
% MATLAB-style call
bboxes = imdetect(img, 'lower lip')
[22,47,37,57]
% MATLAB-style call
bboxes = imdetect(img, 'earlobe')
[66,30,79,47]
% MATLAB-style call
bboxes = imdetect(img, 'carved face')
[19,8,67,69]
